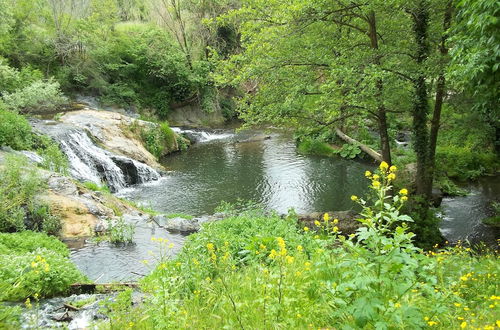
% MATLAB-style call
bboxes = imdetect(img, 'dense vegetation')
[0,0,498,328]
[99,166,499,329]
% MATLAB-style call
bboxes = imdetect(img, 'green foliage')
[0,303,21,327]
[33,135,69,175]
[166,213,194,220]
[436,146,498,180]
[449,0,500,139]
[106,217,135,244]
[140,122,178,159]
[83,181,111,193]
[297,137,335,157]
[335,143,362,159]
[1,79,67,113]
[0,231,86,301]
[0,155,44,232]
[103,168,498,329]
[0,108,33,150]
[481,216,500,227]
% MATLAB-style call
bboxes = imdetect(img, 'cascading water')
[31,120,161,192]
[171,127,233,143]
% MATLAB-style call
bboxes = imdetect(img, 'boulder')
[59,110,165,170]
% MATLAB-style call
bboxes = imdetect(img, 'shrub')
[0,108,33,150]
[83,181,111,193]
[297,137,336,156]
[1,79,67,113]
[0,155,44,232]
[0,231,85,301]
[436,146,498,180]
[140,122,178,159]
[107,217,135,244]
[34,135,69,175]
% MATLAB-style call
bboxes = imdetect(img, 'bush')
[0,232,86,301]
[33,134,69,175]
[1,79,67,113]
[0,155,61,235]
[140,122,178,159]
[297,137,336,156]
[436,146,498,180]
[0,108,33,150]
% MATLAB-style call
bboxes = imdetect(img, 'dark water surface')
[118,131,373,215]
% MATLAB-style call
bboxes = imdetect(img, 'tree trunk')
[426,1,453,199]
[411,1,431,197]
[335,128,383,162]
[368,11,392,165]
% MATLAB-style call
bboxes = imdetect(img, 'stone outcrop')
[58,110,163,170]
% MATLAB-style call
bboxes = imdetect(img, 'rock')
[58,110,166,170]
[297,210,361,236]
[431,188,443,207]
[167,103,225,127]
[164,217,199,233]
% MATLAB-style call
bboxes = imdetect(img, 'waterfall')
[55,130,160,192]
[171,127,233,143]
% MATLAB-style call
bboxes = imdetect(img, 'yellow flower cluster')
[206,243,217,262]
[31,255,50,273]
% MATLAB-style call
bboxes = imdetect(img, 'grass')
[83,181,111,193]
[482,216,500,227]
[98,166,500,329]
[166,213,194,220]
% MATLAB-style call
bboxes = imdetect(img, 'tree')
[449,0,500,153]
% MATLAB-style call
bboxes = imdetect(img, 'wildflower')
[313,235,320,239]
[365,170,372,177]
[379,161,389,170]
[259,244,266,250]
[206,243,215,251]
[427,321,437,326]
[296,313,302,318]
[297,245,303,252]
[269,249,278,259]
[44,264,50,272]
[401,196,408,201]
[387,173,396,181]
[168,243,175,249]
[351,195,358,201]
[303,226,309,232]
[25,298,32,309]
[395,302,401,308]
[314,220,321,227]
[454,303,461,307]
[463,307,470,311]
[205,277,211,282]
[333,226,339,233]
[460,321,467,328]
[286,255,295,264]
[389,165,397,172]
[141,259,149,265]
[372,174,380,180]
[399,188,408,195]
[31,262,38,268]
[323,213,330,221]
[372,181,381,188]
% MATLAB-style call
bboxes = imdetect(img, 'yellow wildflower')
[314,220,321,227]
[365,170,372,177]
[333,226,339,233]
[389,165,397,172]
[379,161,389,170]
[401,196,408,201]
[399,188,408,195]
[427,321,437,326]
[460,321,467,328]
[286,255,294,264]
[25,298,32,309]
[372,181,381,188]
[269,249,278,259]
[333,218,339,224]
[395,302,401,308]
[297,245,303,252]
[350,195,358,201]
[454,303,461,307]
[259,244,266,250]
[387,173,396,181]
[373,174,380,180]
[168,243,175,249]
[323,213,330,221]
[303,226,309,232]
[206,243,215,251]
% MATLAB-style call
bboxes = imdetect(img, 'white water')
[56,130,160,191]
[171,127,233,143]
